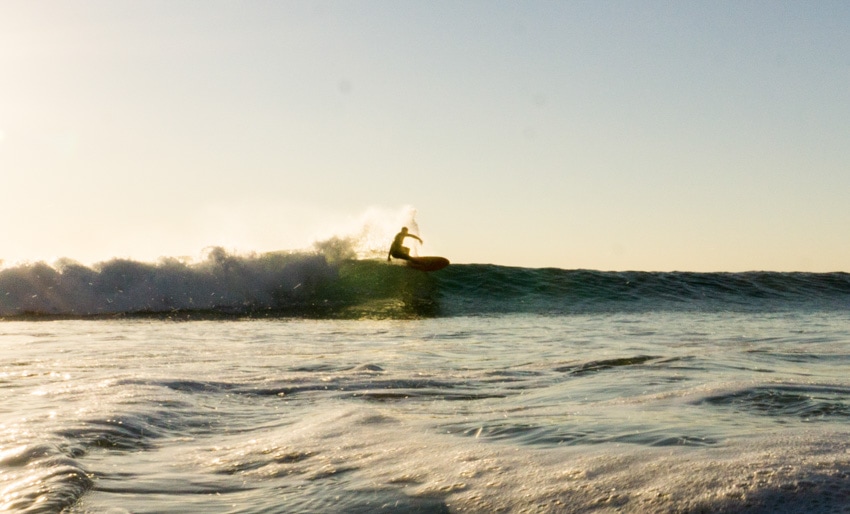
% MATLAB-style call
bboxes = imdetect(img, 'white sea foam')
[3,304,850,512]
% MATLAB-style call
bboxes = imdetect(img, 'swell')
[0,443,91,513]
[700,384,850,420]
[437,266,850,314]
[1,251,848,319]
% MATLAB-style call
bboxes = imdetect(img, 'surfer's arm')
[407,234,423,243]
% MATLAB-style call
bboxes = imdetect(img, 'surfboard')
[406,256,450,272]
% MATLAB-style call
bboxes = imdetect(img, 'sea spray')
[0,248,337,318]
[309,204,422,261]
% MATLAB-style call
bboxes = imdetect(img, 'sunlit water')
[3,311,850,513]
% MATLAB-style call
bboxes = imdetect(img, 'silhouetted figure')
[388,227,422,261]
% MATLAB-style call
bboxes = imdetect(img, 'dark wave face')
[1,249,848,319]
[439,265,850,315]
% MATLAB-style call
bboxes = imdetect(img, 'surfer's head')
[400,227,408,233]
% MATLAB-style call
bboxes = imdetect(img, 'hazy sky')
[2,1,848,271]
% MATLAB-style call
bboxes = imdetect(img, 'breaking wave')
[1,249,848,319]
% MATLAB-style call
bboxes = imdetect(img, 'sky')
[1,1,848,271]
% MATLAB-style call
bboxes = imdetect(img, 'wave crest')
[1,255,849,319]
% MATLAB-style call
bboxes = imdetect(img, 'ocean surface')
[2,251,850,513]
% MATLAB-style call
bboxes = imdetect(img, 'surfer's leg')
[390,248,411,260]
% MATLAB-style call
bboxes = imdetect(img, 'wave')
[1,249,849,319]
[439,265,850,315]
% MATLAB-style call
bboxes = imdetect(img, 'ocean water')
[2,252,850,513]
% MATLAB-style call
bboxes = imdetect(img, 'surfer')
[387,227,422,261]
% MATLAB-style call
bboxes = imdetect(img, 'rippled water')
[3,311,850,512]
